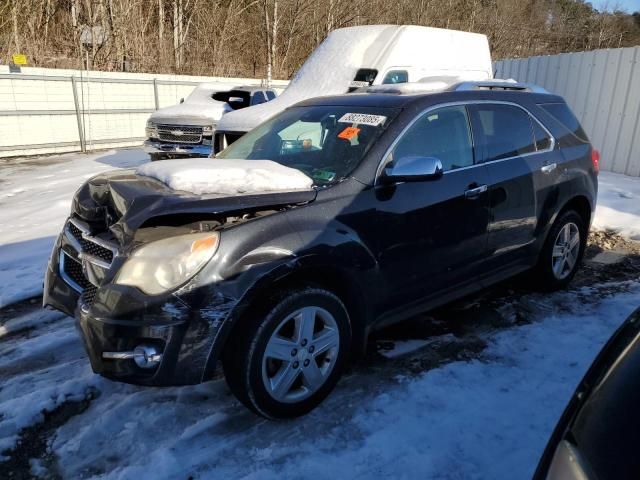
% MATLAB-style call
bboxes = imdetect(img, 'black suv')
[44,82,598,418]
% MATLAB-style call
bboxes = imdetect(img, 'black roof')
[293,89,564,110]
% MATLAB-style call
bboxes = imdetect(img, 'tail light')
[591,149,600,174]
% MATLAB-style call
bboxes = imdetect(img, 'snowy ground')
[592,171,640,240]
[0,149,148,308]
[1,149,640,479]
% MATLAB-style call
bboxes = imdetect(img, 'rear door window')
[266,90,276,101]
[469,104,536,162]
[387,105,474,172]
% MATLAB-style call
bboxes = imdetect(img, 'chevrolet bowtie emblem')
[171,130,184,136]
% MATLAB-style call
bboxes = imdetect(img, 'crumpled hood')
[72,169,317,246]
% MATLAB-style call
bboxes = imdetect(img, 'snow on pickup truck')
[145,84,277,160]
[213,24,492,153]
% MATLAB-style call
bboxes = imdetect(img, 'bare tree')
[1,0,638,76]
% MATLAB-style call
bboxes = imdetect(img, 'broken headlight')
[115,232,219,295]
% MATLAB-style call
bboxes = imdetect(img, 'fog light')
[102,345,163,368]
[133,345,162,369]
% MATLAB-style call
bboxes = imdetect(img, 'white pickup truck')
[144,84,277,160]
[213,24,493,153]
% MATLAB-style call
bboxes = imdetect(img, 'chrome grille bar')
[156,124,203,144]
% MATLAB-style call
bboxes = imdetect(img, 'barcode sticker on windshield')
[338,113,387,126]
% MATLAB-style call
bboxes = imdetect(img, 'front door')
[373,105,490,310]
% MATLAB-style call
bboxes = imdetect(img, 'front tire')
[223,288,351,419]
[534,210,586,290]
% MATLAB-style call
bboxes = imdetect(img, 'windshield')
[216,105,399,186]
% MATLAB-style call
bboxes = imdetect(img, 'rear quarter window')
[539,103,589,144]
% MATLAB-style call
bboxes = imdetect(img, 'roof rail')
[365,80,452,95]
[451,80,549,94]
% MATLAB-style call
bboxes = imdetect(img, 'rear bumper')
[144,139,212,157]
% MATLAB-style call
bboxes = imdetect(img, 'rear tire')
[222,288,351,419]
[533,210,586,291]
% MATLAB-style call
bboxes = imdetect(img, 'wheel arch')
[204,262,372,381]
[538,193,594,251]
[238,264,370,357]
[558,194,593,230]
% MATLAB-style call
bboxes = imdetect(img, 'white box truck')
[213,24,492,153]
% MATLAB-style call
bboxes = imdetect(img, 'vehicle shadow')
[0,236,57,310]
[92,147,150,169]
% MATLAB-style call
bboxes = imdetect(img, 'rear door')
[468,103,539,262]
[373,104,491,308]
[524,113,564,235]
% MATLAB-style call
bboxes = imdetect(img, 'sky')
[592,0,639,12]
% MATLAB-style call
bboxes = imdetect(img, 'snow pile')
[148,83,231,124]
[216,25,399,132]
[136,158,313,195]
[593,171,640,240]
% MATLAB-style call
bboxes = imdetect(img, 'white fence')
[0,66,288,158]
[495,46,640,176]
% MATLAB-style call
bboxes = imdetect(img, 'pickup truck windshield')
[216,105,400,185]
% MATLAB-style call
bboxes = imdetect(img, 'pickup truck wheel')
[223,288,351,419]
[149,153,165,161]
[534,210,586,290]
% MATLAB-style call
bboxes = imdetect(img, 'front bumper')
[44,227,236,386]
[144,139,212,157]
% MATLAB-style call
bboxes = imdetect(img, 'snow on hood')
[216,25,399,133]
[136,159,313,195]
[149,83,232,125]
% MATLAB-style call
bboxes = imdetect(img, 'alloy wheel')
[262,306,340,403]
[551,222,580,280]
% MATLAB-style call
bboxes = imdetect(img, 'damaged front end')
[44,169,314,386]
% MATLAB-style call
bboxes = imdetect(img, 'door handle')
[541,162,557,174]
[464,184,488,199]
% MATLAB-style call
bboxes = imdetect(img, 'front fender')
[200,220,379,380]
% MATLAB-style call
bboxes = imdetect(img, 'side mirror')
[179,97,184,104]
[382,156,443,183]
